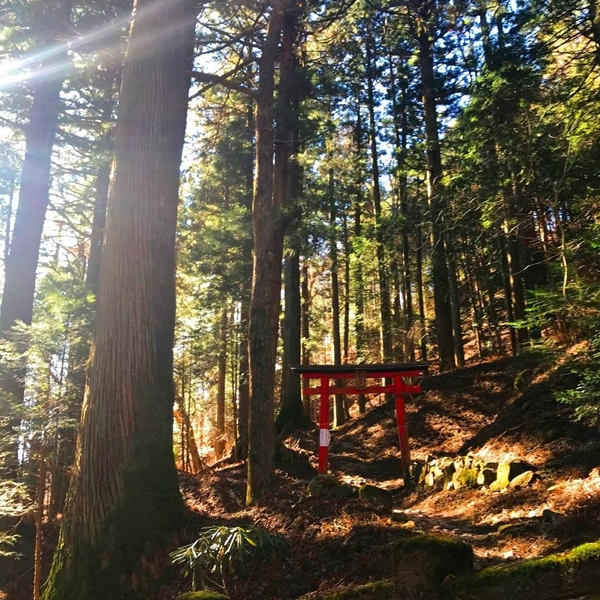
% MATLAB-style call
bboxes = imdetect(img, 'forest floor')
[3,349,600,599]
[163,348,600,599]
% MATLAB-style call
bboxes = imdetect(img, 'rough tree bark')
[277,4,307,436]
[42,0,194,597]
[247,0,291,504]
[50,68,119,518]
[416,11,455,370]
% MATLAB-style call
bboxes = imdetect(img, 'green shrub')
[557,335,600,430]
[170,525,288,592]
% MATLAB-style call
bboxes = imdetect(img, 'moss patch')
[443,541,600,600]
[457,468,479,489]
[393,534,473,599]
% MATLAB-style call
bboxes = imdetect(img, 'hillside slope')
[163,352,600,599]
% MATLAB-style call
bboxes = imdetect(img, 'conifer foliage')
[0,0,599,596]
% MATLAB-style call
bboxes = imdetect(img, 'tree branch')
[189,70,256,99]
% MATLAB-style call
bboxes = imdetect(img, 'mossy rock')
[496,461,531,488]
[425,471,445,491]
[392,534,473,599]
[456,468,479,489]
[176,592,230,600]
[489,479,505,492]
[320,579,396,599]
[443,541,600,600]
[509,470,534,489]
[359,485,393,510]
[308,474,357,499]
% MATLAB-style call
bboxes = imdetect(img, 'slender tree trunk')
[352,110,367,413]
[43,1,194,597]
[417,22,455,370]
[416,216,428,361]
[329,168,345,427]
[278,250,304,434]
[446,244,464,366]
[234,103,255,461]
[33,444,46,600]
[343,211,351,363]
[365,30,393,362]
[301,263,311,417]
[247,0,291,504]
[215,308,228,459]
[173,404,202,473]
[3,174,15,265]
[499,234,518,354]
[389,53,414,360]
[237,299,250,459]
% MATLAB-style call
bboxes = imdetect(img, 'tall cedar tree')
[42,0,195,597]
[247,0,292,504]
[0,2,69,475]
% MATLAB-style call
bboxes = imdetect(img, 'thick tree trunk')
[52,76,118,516]
[417,24,455,370]
[42,1,194,597]
[276,5,307,436]
[86,69,119,295]
[246,0,291,505]
[0,52,65,477]
[0,66,64,336]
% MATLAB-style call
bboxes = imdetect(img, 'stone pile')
[411,455,536,492]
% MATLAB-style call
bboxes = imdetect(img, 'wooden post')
[394,373,411,481]
[318,376,330,473]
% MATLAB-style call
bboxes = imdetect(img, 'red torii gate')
[291,363,429,480]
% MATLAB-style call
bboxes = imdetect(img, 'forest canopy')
[0,0,599,597]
